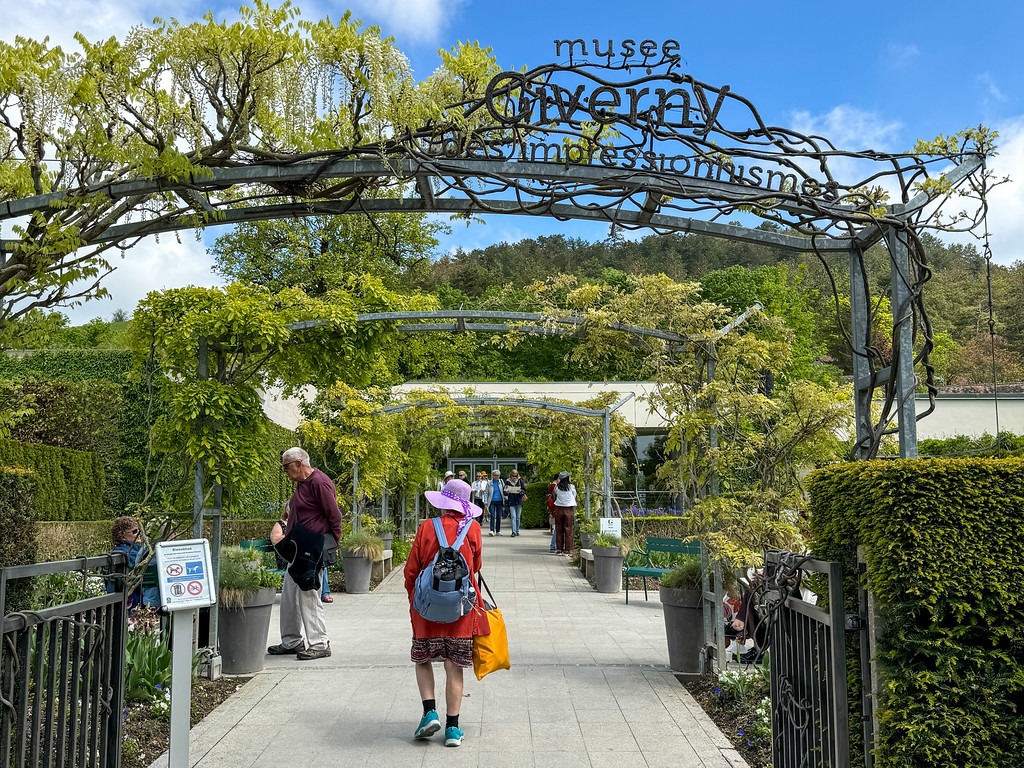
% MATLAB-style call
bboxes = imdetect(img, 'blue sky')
[2,0,1023,321]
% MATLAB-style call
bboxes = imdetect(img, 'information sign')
[155,539,216,610]
[599,517,621,538]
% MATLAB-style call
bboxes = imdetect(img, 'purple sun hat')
[424,479,483,524]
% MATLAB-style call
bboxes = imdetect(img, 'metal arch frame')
[0,159,865,252]
[364,394,634,518]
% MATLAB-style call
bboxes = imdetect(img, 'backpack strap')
[432,515,472,551]
[431,516,450,548]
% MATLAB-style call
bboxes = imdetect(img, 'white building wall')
[261,382,1023,440]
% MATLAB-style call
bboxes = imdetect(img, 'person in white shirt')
[551,472,578,554]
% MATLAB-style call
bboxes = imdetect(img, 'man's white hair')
[282,447,311,466]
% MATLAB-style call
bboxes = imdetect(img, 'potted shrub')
[592,533,626,593]
[579,518,600,551]
[218,546,283,674]
[375,519,397,552]
[659,555,705,677]
[339,530,384,594]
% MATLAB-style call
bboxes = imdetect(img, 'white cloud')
[61,235,224,324]
[976,73,1008,107]
[981,117,1024,266]
[339,0,464,43]
[790,105,902,152]
[884,42,920,69]
[0,0,158,49]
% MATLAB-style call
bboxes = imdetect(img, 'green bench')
[623,537,701,604]
[240,538,286,577]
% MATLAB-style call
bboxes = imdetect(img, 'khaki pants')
[279,570,329,651]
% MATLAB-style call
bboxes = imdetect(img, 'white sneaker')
[489,531,494,537]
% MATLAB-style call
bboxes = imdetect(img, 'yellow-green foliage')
[0,439,103,520]
[808,457,1024,768]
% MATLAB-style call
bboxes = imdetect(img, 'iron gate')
[1,554,128,768]
[764,550,853,768]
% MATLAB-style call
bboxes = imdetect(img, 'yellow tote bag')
[473,574,510,681]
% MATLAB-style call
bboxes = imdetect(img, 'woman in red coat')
[404,479,489,748]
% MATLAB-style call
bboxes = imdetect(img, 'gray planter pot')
[379,532,394,552]
[659,586,704,676]
[341,549,373,594]
[580,532,597,551]
[592,545,624,593]
[218,587,277,675]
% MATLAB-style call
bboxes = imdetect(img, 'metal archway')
[0,42,993,460]
[364,394,634,519]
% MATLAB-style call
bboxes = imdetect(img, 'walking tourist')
[487,469,507,536]
[268,447,342,660]
[404,479,489,748]
[552,472,578,555]
[505,469,527,537]
[472,472,488,507]
[547,474,559,552]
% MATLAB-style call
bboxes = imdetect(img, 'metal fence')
[1,555,128,768]
[764,550,851,768]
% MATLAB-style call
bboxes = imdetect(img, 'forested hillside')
[405,228,1023,387]
[19,224,1021,389]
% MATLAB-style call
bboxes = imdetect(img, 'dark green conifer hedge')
[808,457,1024,768]
[0,439,104,521]
[0,468,38,611]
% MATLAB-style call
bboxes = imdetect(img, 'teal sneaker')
[444,726,463,747]
[414,710,440,739]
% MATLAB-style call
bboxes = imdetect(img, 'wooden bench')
[240,538,286,577]
[579,549,594,580]
[623,537,701,604]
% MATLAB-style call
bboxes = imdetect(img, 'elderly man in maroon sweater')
[268,447,342,660]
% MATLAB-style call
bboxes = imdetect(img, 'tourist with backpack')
[404,479,490,748]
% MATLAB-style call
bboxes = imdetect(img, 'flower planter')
[379,532,394,552]
[218,587,277,675]
[659,585,704,676]
[592,545,624,593]
[580,532,597,551]
[341,549,373,594]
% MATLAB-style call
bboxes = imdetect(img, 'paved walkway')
[151,529,748,768]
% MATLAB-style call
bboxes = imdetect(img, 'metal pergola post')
[850,245,874,461]
[888,225,919,458]
[584,444,592,520]
[707,345,719,497]
[602,409,611,517]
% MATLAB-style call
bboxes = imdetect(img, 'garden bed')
[683,671,770,768]
[121,676,249,768]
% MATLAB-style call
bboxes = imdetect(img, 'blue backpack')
[413,517,477,623]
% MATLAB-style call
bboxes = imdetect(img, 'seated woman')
[108,516,160,610]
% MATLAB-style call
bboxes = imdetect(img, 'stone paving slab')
[149,528,747,768]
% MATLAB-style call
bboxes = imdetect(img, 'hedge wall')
[808,457,1024,768]
[0,439,104,521]
[36,518,291,557]
[0,350,159,511]
[0,468,38,611]
[233,421,297,517]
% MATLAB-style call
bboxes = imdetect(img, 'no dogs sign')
[155,539,217,611]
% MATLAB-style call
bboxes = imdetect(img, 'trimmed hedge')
[521,481,550,528]
[0,439,104,521]
[0,468,38,611]
[233,421,297,517]
[0,350,159,511]
[808,457,1024,768]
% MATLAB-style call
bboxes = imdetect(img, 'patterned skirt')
[410,637,474,668]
